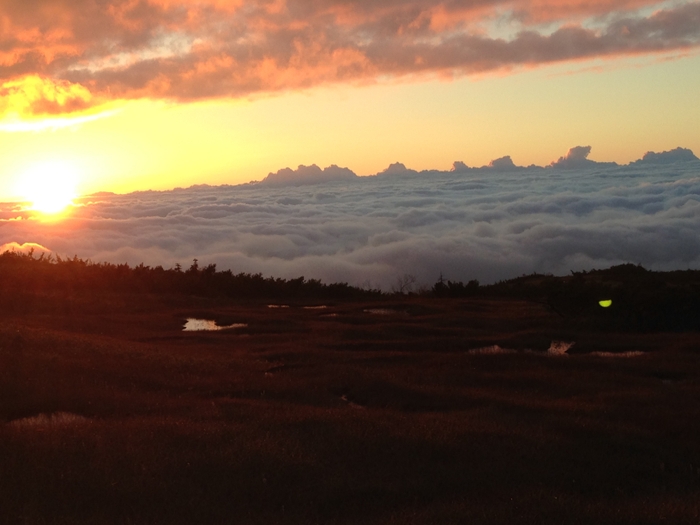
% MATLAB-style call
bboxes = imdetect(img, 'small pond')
[183,319,247,332]
[364,308,398,315]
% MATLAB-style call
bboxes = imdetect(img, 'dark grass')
[1,289,700,524]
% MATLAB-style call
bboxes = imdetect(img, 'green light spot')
[599,299,612,308]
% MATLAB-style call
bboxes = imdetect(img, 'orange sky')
[0,0,699,202]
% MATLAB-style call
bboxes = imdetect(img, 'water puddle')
[548,341,575,356]
[183,319,247,331]
[470,345,517,355]
[340,395,365,409]
[8,412,89,428]
[303,305,328,310]
[267,304,289,309]
[470,342,573,356]
[470,341,573,356]
[589,351,645,358]
[364,308,397,315]
[469,341,645,358]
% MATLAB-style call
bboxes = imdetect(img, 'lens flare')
[599,299,612,307]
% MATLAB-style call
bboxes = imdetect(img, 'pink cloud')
[0,0,698,116]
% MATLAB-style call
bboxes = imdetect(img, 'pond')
[364,308,398,315]
[183,319,247,331]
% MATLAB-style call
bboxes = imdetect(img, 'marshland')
[1,250,699,524]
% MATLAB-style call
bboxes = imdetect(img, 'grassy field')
[1,289,699,524]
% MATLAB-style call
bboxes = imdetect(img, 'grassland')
[1,259,700,524]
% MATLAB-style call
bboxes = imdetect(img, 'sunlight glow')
[0,108,119,132]
[15,161,79,214]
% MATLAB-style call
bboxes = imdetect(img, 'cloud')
[2,147,699,289]
[487,156,518,170]
[549,145,595,169]
[548,145,620,169]
[261,164,357,186]
[0,76,94,115]
[377,162,418,177]
[634,147,700,164]
[0,241,51,254]
[0,1,699,116]
[0,75,118,130]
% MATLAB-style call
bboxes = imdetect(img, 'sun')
[16,161,79,214]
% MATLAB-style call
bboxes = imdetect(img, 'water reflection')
[470,345,517,355]
[364,308,396,315]
[9,412,88,428]
[468,341,645,358]
[590,351,645,357]
[547,341,574,355]
[183,319,247,331]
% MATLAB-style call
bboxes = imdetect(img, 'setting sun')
[16,161,79,214]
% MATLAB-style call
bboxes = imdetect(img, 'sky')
[0,0,699,200]
[1,0,699,287]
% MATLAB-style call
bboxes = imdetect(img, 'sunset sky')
[0,0,699,202]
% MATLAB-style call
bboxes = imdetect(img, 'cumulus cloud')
[635,147,700,164]
[451,161,469,172]
[487,156,518,170]
[262,164,357,186]
[548,145,619,169]
[378,162,418,177]
[0,0,699,116]
[2,148,699,289]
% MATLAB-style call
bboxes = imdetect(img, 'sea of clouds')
[1,147,699,290]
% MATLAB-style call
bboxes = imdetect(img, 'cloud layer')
[2,147,699,289]
[1,0,699,116]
